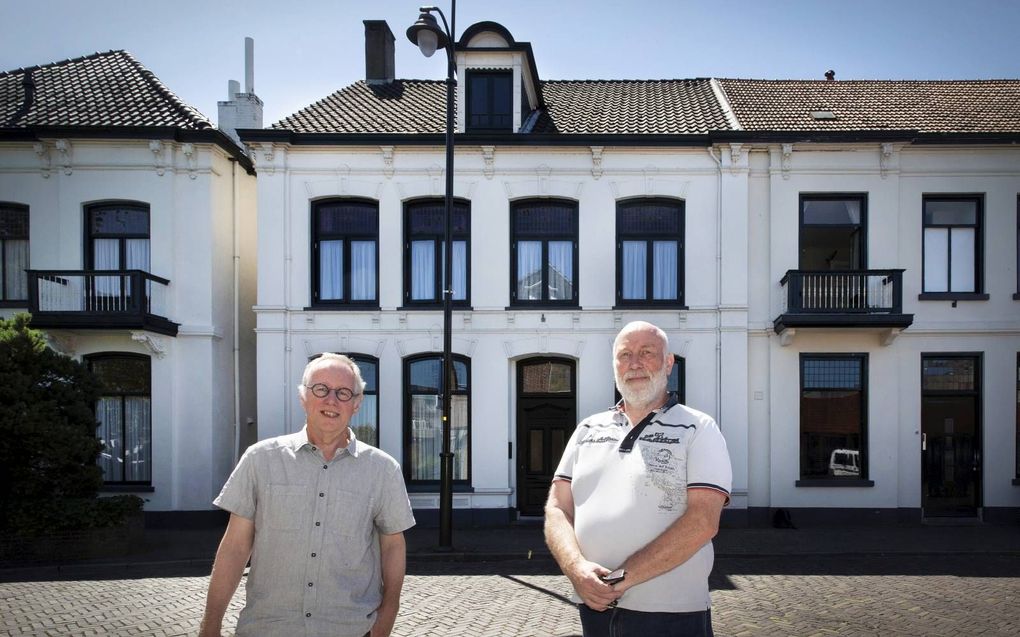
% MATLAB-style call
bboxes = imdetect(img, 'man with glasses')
[545,321,731,637]
[200,353,415,637]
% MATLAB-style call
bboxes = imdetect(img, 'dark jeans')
[578,604,714,637]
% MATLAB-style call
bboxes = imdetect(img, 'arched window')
[87,353,152,484]
[510,199,578,306]
[403,354,470,484]
[404,199,470,306]
[0,202,29,302]
[311,199,378,306]
[616,198,684,307]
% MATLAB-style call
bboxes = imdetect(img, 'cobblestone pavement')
[2,555,1018,636]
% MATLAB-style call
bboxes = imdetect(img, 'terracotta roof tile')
[1,50,213,130]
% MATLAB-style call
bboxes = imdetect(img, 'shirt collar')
[289,426,360,458]
[612,391,680,419]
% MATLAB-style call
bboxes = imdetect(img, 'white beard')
[616,366,669,409]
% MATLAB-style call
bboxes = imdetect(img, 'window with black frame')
[466,70,512,132]
[404,199,470,306]
[0,203,29,303]
[404,354,470,485]
[89,354,151,485]
[616,198,684,306]
[799,354,868,482]
[312,199,378,306]
[511,199,578,306]
[921,196,984,298]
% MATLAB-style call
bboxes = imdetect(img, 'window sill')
[917,293,989,301]
[0,300,28,308]
[397,305,474,311]
[612,304,689,311]
[101,484,155,493]
[505,304,581,310]
[304,304,381,311]
[406,483,474,493]
[795,479,874,488]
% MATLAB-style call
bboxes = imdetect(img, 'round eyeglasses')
[304,383,359,402]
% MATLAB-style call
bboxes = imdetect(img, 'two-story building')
[241,20,1020,526]
[0,51,258,522]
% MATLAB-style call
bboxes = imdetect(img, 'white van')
[829,449,860,476]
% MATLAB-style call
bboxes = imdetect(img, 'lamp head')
[406,9,449,58]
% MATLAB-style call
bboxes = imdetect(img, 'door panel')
[516,357,576,516]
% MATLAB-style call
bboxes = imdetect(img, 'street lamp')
[407,2,456,549]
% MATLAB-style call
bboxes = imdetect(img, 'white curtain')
[923,228,949,292]
[517,241,541,300]
[93,239,121,302]
[622,241,645,299]
[350,394,377,446]
[410,394,441,480]
[3,238,28,300]
[124,397,151,482]
[319,240,344,300]
[652,241,677,300]
[411,240,434,301]
[547,241,572,300]
[450,240,467,301]
[350,240,376,301]
[96,397,123,482]
[950,227,975,292]
[451,395,468,480]
[126,239,150,308]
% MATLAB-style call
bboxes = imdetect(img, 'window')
[614,354,685,405]
[89,354,151,484]
[511,199,578,306]
[86,203,150,272]
[799,355,868,482]
[404,354,470,484]
[404,199,470,306]
[616,198,684,306]
[466,71,512,132]
[0,203,29,303]
[800,195,866,270]
[312,199,378,306]
[1015,196,1019,299]
[922,196,984,297]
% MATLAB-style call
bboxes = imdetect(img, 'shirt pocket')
[264,484,307,531]
[330,487,373,538]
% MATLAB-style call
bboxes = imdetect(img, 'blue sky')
[2,0,1018,127]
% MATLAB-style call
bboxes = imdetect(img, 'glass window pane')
[521,361,572,393]
[668,356,680,394]
[652,241,677,300]
[92,357,150,393]
[410,394,441,480]
[514,203,575,236]
[452,395,469,479]
[622,241,646,300]
[922,358,976,391]
[96,397,123,482]
[0,205,29,238]
[90,206,148,235]
[351,394,378,446]
[319,240,344,300]
[925,200,977,226]
[923,228,949,292]
[410,358,441,393]
[3,238,28,300]
[803,199,862,225]
[124,397,151,482]
[800,356,864,479]
[803,358,863,390]
[453,360,469,391]
[619,201,682,234]
[125,239,149,271]
[93,238,120,270]
[349,240,376,301]
[354,358,377,392]
[517,241,542,300]
[317,202,377,235]
[950,227,976,292]
[451,240,467,301]
[411,240,435,301]
[547,241,573,300]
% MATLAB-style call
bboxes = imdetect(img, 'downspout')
[232,159,242,465]
[706,147,723,424]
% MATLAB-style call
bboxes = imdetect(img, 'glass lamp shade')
[417,30,439,57]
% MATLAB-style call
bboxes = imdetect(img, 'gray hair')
[298,353,367,396]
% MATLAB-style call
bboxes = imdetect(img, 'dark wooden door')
[516,358,576,516]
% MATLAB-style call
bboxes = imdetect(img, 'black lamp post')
[407,2,456,549]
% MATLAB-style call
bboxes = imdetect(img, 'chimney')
[825,70,836,81]
[218,37,264,147]
[364,20,395,85]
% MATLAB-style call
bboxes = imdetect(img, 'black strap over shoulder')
[617,393,679,453]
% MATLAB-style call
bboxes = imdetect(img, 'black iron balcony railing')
[26,270,179,336]
[775,269,913,334]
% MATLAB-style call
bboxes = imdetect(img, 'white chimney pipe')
[244,37,254,94]
[228,79,240,100]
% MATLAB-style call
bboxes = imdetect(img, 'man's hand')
[565,559,623,611]
[370,603,398,637]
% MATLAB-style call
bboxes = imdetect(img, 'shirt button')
[319,492,324,497]
[311,552,317,557]
[315,521,320,526]
[306,612,312,618]
[308,582,314,587]
[323,464,328,470]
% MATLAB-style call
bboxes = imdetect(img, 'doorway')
[516,357,576,516]
[921,355,982,517]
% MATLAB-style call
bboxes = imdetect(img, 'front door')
[516,357,576,516]
[921,355,981,517]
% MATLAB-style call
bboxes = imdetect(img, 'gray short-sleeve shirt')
[214,427,415,637]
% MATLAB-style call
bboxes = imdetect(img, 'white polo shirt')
[554,395,732,613]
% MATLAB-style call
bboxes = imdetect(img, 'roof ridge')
[541,78,712,84]
[718,77,1020,83]
[120,51,213,129]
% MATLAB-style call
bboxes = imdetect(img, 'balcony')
[775,269,913,335]
[27,270,178,336]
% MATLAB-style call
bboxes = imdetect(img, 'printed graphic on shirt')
[637,425,692,513]
[577,426,621,446]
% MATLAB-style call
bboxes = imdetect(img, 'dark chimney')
[824,70,836,81]
[364,20,395,85]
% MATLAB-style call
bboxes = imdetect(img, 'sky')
[2,0,1018,127]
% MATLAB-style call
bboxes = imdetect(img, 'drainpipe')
[706,147,723,423]
[232,159,242,464]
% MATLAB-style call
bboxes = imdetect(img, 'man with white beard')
[544,321,732,637]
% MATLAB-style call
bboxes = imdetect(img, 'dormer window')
[467,70,512,132]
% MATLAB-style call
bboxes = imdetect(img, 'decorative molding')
[501,335,585,359]
[590,146,604,179]
[880,143,894,179]
[33,141,51,178]
[44,332,77,356]
[260,143,275,175]
[781,143,793,180]
[427,164,444,195]
[674,338,692,359]
[480,145,495,179]
[131,331,168,358]
[54,138,72,175]
[395,178,476,201]
[608,175,690,200]
[303,174,383,200]
[380,145,394,179]
[181,143,197,179]
[881,328,901,346]
[149,140,166,176]
[502,169,585,200]
[728,143,744,175]
[245,144,258,167]
[779,328,796,347]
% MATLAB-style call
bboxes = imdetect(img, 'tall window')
[800,355,867,481]
[87,203,150,272]
[89,354,151,484]
[0,203,29,302]
[404,199,470,306]
[614,354,685,405]
[466,71,512,132]
[617,198,684,306]
[511,199,578,306]
[800,195,866,270]
[404,355,470,484]
[312,199,378,306]
[922,196,983,296]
